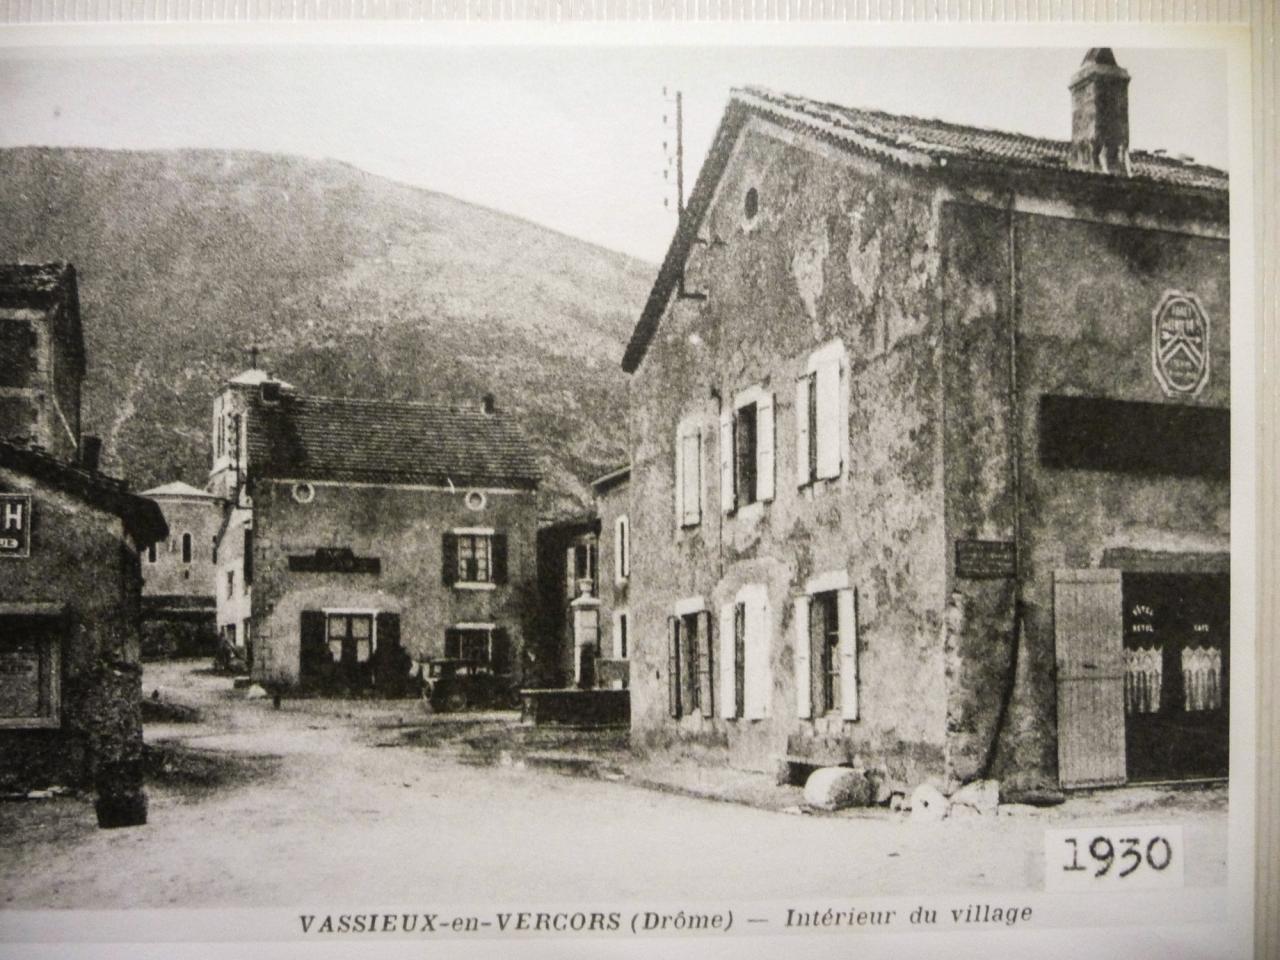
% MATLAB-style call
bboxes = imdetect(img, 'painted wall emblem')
[1152,291,1210,398]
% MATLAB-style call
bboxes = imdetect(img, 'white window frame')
[721,384,775,517]
[614,514,630,584]
[613,609,630,660]
[674,416,704,530]
[321,608,379,664]
[797,339,847,486]
[794,570,858,721]
[452,526,497,590]
[446,622,496,662]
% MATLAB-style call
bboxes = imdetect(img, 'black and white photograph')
[0,26,1257,956]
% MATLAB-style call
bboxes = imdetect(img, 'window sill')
[0,716,60,730]
[453,581,497,592]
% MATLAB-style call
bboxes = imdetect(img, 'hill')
[0,147,654,513]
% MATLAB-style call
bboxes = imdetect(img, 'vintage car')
[421,658,520,712]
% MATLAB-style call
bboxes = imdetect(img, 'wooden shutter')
[719,408,736,514]
[719,602,737,718]
[796,376,812,486]
[673,430,684,527]
[744,594,769,719]
[299,609,327,677]
[793,596,812,718]
[837,588,859,720]
[757,392,775,502]
[375,612,401,651]
[1054,569,1126,788]
[814,358,842,479]
[441,532,458,586]
[680,432,702,527]
[667,615,680,718]
[491,534,509,584]
[696,609,713,717]
[734,602,746,718]
[491,627,511,675]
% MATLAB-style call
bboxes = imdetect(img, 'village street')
[0,661,1227,910]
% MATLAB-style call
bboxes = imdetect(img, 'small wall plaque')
[955,539,1016,579]
[0,494,32,559]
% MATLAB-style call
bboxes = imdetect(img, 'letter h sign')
[0,494,32,558]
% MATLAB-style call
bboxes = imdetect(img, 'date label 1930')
[1044,825,1184,892]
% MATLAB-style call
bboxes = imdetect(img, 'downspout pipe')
[980,193,1025,782]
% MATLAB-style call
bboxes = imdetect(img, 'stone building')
[1,263,167,826]
[531,465,632,691]
[139,481,223,658]
[620,50,1229,793]
[0,263,83,464]
[209,369,540,694]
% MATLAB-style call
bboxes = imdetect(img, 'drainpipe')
[980,194,1025,781]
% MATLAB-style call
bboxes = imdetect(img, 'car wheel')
[443,691,467,713]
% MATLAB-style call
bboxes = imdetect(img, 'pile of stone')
[798,767,1063,820]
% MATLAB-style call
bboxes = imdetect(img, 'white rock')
[245,684,268,700]
[803,767,873,811]
[950,779,1000,816]
[909,783,949,822]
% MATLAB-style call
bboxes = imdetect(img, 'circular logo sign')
[1152,291,1210,398]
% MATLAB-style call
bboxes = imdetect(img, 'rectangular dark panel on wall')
[1038,395,1229,480]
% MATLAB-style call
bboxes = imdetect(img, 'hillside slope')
[0,147,653,512]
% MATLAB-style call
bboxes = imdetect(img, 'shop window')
[796,341,845,486]
[442,530,508,587]
[0,612,61,729]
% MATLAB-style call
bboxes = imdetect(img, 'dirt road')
[0,661,1228,909]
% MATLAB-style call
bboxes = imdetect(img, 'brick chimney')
[1068,48,1131,175]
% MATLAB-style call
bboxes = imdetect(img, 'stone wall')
[0,467,144,792]
[626,122,949,781]
[249,479,538,689]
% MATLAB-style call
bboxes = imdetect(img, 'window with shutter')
[813,591,840,715]
[667,616,681,718]
[696,609,713,717]
[738,585,770,719]
[734,402,757,507]
[734,601,746,718]
[615,515,629,582]
[719,408,735,514]
[793,596,812,718]
[678,428,702,528]
[756,392,775,502]
[243,527,253,585]
[814,358,842,479]
[718,602,737,718]
[837,589,859,720]
[796,374,815,486]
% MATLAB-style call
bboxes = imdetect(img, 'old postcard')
[0,21,1258,959]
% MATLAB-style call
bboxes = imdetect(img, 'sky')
[0,44,1228,262]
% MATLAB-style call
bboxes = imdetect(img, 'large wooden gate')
[1054,569,1126,788]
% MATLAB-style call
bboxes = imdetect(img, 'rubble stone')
[909,783,949,822]
[803,766,873,810]
[950,778,1000,816]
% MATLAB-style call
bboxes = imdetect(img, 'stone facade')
[621,51,1229,790]
[139,482,223,657]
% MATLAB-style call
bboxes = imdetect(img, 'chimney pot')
[1068,47,1131,175]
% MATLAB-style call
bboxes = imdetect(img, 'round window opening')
[744,186,759,221]
[291,482,315,504]
[464,489,487,512]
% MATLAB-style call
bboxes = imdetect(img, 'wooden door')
[1054,569,1126,788]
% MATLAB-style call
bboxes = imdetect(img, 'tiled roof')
[0,440,169,547]
[622,83,1228,373]
[736,87,1228,192]
[141,481,222,499]
[245,393,540,490]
